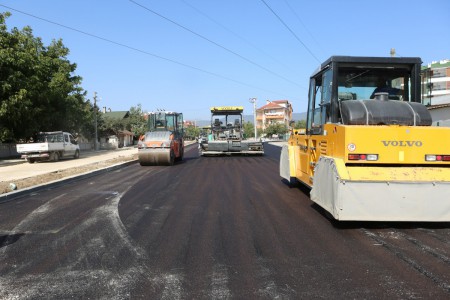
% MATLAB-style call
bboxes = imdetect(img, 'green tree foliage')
[243,121,254,138]
[265,123,288,137]
[0,12,91,142]
[257,128,264,138]
[293,120,306,129]
[126,104,147,137]
[184,125,200,140]
[99,114,125,138]
[98,105,147,140]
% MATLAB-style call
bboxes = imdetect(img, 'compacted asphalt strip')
[0,140,205,183]
[0,141,282,200]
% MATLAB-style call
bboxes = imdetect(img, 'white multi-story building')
[422,59,450,105]
[421,59,450,126]
[256,100,293,131]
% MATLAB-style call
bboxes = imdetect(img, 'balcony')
[265,112,284,116]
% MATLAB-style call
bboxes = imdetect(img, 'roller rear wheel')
[168,150,175,166]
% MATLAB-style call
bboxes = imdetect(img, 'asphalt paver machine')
[199,106,264,156]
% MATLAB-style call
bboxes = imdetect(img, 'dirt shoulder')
[0,153,137,195]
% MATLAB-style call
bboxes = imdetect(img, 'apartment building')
[256,100,293,131]
[421,59,450,126]
[421,59,450,106]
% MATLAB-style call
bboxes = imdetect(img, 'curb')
[0,159,138,203]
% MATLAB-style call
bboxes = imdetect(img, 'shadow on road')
[0,233,25,248]
[309,203,450,230]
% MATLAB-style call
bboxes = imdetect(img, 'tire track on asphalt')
[0,193,68,238]
[418,227,450,245]
[0,169,153,299]
[120,146,203,298]
[395,229,450,265]
[361,228,450,293]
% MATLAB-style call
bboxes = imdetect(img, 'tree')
[243,121,254,138]
[265,122,288,137]
[98,105,148,141]
[184,125,200,140]
[293,120,306,129]
[126,104,147,137]
[0,12,91,142]
[99,114,125,138]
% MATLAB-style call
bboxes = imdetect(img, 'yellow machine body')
[282,124,450,221]
[287,124,450,186]
[280,56,450,221]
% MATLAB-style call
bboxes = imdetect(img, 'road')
[0,143,449,299]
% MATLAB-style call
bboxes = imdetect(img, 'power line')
[181,0,299,75]
[282,0,323,52]
[128,0,302,88]
[260,0,321,63]
[0,4,294,98]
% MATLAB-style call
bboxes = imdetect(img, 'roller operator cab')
[280,56,450,221]
[199,106,264,156]
[138,111,184,166]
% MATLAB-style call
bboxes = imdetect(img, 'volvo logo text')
[381,141,423,147]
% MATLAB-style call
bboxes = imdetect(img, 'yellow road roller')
[280,56,450,221]
[138,111,184,166]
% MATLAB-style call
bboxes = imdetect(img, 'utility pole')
[94,92,98,151]
[249,97,257,140]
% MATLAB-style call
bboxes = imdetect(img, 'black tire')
[169,150,175,166]
[288,177,299,188]
[27,158,35,164]
[175,145,184,162]
[281,177,299,188]
[139,160,150,166]
[74,150,80,159]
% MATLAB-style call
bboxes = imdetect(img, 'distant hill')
[292,112,307,121]
[192,112,307,127]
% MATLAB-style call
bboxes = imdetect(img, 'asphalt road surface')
[0,143,449,299]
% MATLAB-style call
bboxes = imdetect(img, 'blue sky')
[1,0,449,120]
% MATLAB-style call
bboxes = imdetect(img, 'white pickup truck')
[16,131,80,163]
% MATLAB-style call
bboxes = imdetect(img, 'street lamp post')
[249,97,257,140]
